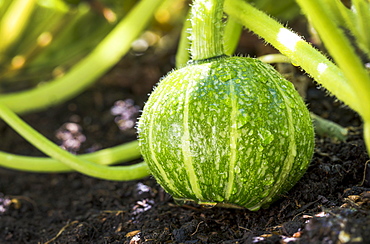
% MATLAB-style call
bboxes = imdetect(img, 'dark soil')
[1,30,370,244]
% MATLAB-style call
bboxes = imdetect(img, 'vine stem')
[295,0,370,123]
[191,0,225,60]
[297,0,370,155]
[258,54,291,64]
[224,0,360,114]
[0,103,150,181]
[0,141,141,172]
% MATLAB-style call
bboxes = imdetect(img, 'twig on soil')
[359,159,370,187]
[288,198,322,219]
[191,221,204,236]
[238,225,252,232]
[44,220,79,244]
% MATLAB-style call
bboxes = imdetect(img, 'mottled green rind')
[138,56,314,211]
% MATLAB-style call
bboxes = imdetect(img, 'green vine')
[0,141,141,172]
[295,0,370,121]
[0,103,149,180]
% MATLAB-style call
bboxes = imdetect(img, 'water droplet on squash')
[264,173,274,186]
[258,128,274,145]
[237,109,250,129]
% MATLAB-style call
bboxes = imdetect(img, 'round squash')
[137,56,314,210]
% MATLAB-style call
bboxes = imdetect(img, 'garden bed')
[0,31,369,244]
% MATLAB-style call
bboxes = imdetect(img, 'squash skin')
[137,56,314,210]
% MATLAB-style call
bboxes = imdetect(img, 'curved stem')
[0,103,149,181]
[296,0,370,155]
[224,0,360,114]
[0,0,163,114]
[191,0,225,60]
[0,141,141,172]
[295,0,370,122]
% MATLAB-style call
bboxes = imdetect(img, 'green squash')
[137,56,314,210]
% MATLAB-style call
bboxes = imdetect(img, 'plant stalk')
[0,141,142,172]
[295,0,370,123]
[191,0,225,60]
[176,2,240,67]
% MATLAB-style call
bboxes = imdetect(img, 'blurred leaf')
[0,0,137,92]
[324,0,370,58]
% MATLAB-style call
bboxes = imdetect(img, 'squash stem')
[176,3,240,67]
[191,0,225,60]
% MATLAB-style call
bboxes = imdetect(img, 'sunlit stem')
[224,0,361,114]
[0,103,149,181]
[0,0,163,114]
[258,54,291,64]
[296,0,370,155]
[295,0,370,123]
[191,0,225,60]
